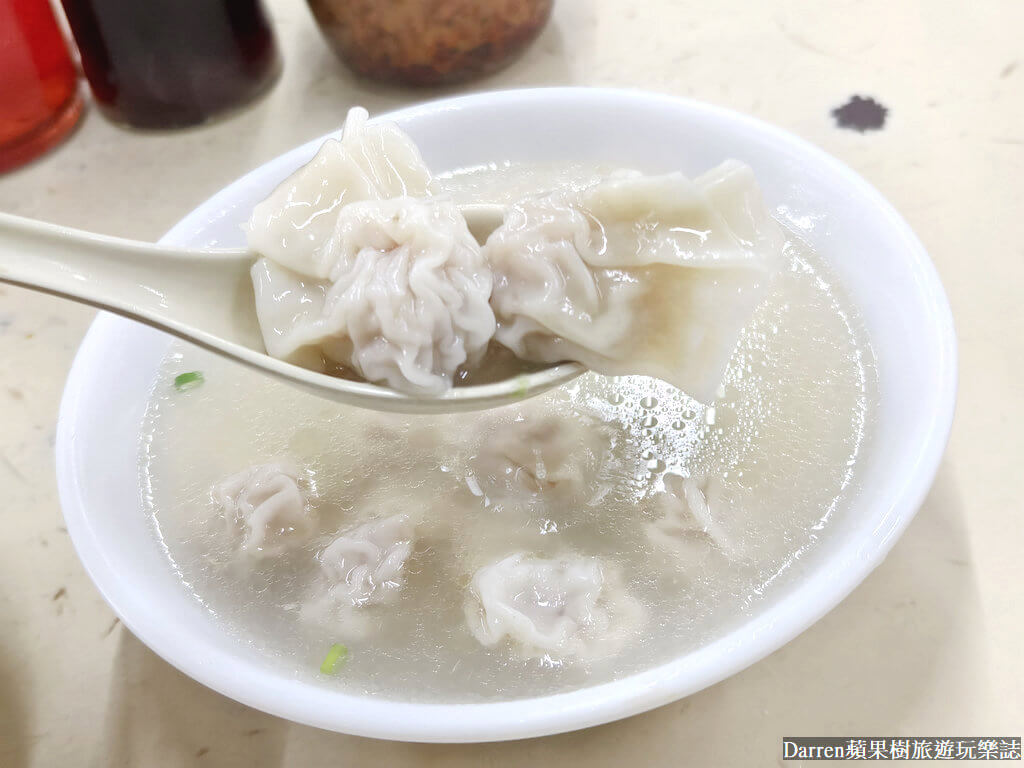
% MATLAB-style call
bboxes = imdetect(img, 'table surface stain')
[832,95,889,132]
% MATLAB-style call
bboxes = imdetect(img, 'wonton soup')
[139,111,875,702]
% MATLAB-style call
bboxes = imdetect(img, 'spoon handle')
[0,212,259,345]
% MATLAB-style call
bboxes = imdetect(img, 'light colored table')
[1,1,1020,765]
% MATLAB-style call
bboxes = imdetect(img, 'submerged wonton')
[212,460,317,558]
[485,161,784,403]
[646,473,735,560]
[464,553,642,661]
[319,513,416,608]
[465,412,614,510]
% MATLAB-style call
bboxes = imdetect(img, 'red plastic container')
[0,0,84,173]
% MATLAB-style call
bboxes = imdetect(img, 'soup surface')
[140,163,876,702]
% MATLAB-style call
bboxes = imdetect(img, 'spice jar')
[306,0,553,86]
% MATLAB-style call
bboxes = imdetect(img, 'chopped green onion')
[514,375,529,399]
[320,643,348,675]
[173,371,204,391]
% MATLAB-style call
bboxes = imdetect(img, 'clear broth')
[139,164,875,702]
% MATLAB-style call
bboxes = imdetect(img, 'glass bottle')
[59,0,281,129]
[0,0,84,173]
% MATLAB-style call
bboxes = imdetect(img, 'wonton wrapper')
[247,106,434,279]
[485,161,784,403]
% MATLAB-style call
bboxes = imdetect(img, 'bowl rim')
[55,87,957,742]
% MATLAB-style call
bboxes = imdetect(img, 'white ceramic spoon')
[0,208,584,413]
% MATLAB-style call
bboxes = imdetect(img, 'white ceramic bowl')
[56,88,956,742]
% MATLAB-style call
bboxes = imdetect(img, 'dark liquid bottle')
[60,0,281,129]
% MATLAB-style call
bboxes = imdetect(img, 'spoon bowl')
[0,207,584,413]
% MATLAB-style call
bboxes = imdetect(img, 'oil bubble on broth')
[139,163,875,702]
